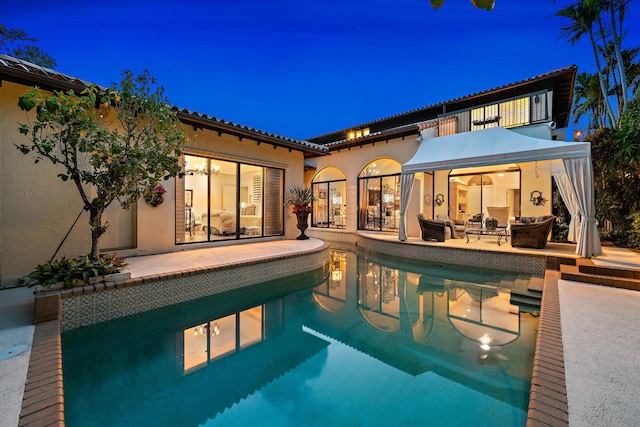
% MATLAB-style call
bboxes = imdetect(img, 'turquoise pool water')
[62,247,540,426]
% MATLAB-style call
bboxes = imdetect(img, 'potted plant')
[284,185,315,240]
[144,184,167,207]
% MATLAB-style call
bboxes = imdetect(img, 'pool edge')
[526,270,569,426]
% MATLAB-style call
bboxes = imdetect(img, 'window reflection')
[183,305,264,374]
[313,251,347,312]
[358,260,400,332]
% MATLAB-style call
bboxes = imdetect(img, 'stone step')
[560,264,640,291]
[576,258,640,279]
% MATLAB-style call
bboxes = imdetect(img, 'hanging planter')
[144,184,167,207]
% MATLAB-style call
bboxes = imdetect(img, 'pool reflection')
[63,248,539,427]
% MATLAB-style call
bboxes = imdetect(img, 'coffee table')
[465,228,508,246]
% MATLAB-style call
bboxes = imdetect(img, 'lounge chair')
[417,214,448,242]
[510,216,556,249]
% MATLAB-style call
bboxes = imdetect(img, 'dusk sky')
[4,1,640,140]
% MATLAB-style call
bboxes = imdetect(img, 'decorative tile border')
[309,229,549,275]
[55,242,330,331]
[32,242,330,329]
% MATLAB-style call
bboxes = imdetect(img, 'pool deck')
[1,236,639,426]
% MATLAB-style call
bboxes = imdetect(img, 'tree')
[16,70,188,257]
[0,23,57,68]
[429,0,495,11]
[555,0,637,129]
[573,71,607,128]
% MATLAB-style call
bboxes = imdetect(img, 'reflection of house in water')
[308,249,539,408]
[63,269,329,426]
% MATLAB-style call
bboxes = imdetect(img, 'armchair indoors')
[510,216,556,249]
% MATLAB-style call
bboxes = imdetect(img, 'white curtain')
[550,161,580,242]
[398,173,415,241]
[563,157,602,258]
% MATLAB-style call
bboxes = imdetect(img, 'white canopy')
[402,126,591,173]
[399,126,601,258]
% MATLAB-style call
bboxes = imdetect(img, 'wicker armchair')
[435,214,465,238]
[510,216,556,249]
[417,214,448,242]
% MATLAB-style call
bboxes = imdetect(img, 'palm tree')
[573,71,607,129]
[557,0,619,127]
[605,0,632,108]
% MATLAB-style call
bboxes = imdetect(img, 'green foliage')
[591,106,640,247]
[284,185,315,213]
[0,23,57,68]
[627,212,640,248]
[15,69,189,257]
[19,254,128,289]
[429,0,494,11]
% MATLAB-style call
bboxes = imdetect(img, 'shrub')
[627,212,640,249]
[19,254,128,289]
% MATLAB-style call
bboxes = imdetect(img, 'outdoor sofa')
[510,215,556,249]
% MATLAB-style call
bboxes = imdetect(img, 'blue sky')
[4,0,639,139]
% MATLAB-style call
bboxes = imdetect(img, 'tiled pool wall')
[52,242,329,331]
[308,229,549,275]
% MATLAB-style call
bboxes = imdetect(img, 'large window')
[358,159,401,231]
[471,96,533,131]
[177,154,283,244]
[448,166,521,226]
[312,167,346,229]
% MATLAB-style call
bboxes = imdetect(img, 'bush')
[20,254,128,289]
[628,212,640,249]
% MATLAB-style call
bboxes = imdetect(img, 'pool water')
[62,247,540,427]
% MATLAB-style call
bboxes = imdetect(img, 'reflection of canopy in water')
[463,284,499,302]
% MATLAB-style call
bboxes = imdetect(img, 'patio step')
[559,260,640,291]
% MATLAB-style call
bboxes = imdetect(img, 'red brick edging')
[526,270,569,426]
[18,320,64,426]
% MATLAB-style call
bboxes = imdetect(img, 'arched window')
[357,159,401,231]
[311,167,346,229]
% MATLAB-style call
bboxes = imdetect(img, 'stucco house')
[0,55,593,287]
[303,65,598,258]
[0,54,327,286]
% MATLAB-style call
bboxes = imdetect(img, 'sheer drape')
[550,160,580,242]
[398,173,415,241]
[563,157,602,258]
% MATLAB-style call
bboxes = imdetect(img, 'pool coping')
[20,240,569,426]
[526,270,569,426]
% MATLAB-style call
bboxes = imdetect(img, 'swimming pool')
[62,247,540,426]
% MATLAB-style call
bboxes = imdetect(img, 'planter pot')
[35,282,65,293]
[34,271,131,293]
[295,212,310,240]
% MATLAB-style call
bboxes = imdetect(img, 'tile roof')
[0,54,327,156]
